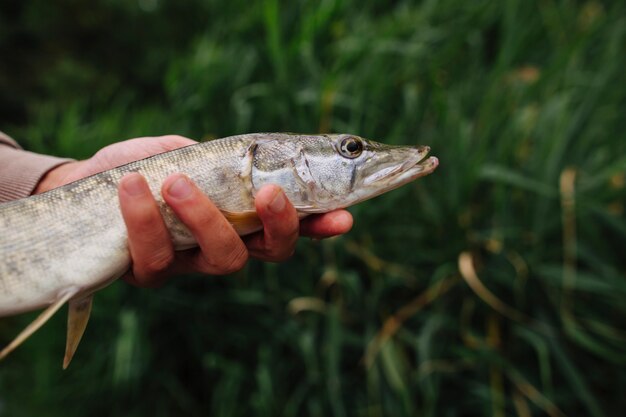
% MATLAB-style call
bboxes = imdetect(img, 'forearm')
[0,131,74,202]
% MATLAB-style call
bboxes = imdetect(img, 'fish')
[0,133,438,368]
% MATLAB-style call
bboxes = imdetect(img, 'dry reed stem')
[364,276,458,368]
[559,168,577,317]
[458,252,528,323]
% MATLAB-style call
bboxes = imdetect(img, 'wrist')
[34,161,84,194]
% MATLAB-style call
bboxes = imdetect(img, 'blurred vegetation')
[1,0,626,416]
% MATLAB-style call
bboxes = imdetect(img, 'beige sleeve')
[0,131,74,202]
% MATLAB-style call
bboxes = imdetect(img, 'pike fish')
[0,133,438,368]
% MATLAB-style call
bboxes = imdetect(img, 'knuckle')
[121,194,161,228]
[171,195,219,228]
[140,251,175,276]
[201,245,249,275]
[265,244,295,263]
[133,208,162,230]
[220,246,249,274]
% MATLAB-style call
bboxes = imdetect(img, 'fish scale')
[0,132,438,368]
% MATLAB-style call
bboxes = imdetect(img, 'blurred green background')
[1,0,625,416]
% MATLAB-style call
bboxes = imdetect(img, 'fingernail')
[122,174,146,197]
[269,189,286,213]
[167,176,192,199]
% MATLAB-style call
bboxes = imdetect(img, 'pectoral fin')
[0,287,80,362]
[63,294,93,369]
[222,210,263,235]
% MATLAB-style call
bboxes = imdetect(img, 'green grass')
[1,0,625,416]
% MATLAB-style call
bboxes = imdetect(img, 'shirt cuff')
[0,144,74,203]
[0,130,21,149]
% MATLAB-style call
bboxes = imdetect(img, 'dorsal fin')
[63,294,94,369]
[0,287,80,362]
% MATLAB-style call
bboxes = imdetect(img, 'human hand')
[34,135,353,286]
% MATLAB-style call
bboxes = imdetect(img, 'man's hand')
[34,135,353,286]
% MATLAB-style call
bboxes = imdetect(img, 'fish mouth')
[362,146,439,187]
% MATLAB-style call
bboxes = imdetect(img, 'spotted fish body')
[0,133,438,366]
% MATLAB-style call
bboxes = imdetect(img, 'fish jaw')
[340,144,439,208]
[361,145,433,186]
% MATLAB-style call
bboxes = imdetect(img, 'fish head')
[250,134,438,212]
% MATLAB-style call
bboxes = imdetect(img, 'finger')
[244,185,299,262]
[299,210,353,239]
[162,174,248,275]
[118,173,175,287]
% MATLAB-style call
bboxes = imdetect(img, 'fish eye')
[339,137,363,158]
